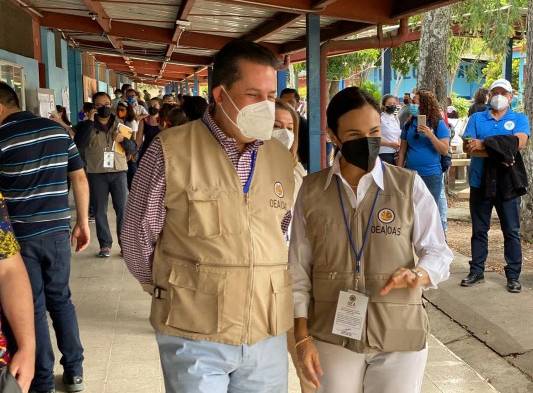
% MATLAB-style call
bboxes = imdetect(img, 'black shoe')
[461,272,485,287]
[507,279,522,293]
[29,390,55,393]
[63,375,84,392]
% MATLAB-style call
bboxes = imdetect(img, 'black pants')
[379,153,396,165]
[88,172,128,249]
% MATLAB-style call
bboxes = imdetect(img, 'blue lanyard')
[243,150,257,194]
[335,176,380,274]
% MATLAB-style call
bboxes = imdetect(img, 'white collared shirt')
[380,112,402,154]
[289,153,453,319]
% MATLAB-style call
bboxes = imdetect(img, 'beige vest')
[85,118,128,173]
[150,119,295,345]
[301,163,429,353]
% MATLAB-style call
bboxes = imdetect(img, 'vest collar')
[324,152,384,208]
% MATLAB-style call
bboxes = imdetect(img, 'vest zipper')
[244,194,256,343]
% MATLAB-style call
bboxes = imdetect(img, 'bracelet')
[295,335,313,349]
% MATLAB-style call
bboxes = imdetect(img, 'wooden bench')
[448,158,471,189]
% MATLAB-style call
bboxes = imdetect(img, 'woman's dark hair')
[117,102,135,123]
[326,87,380,135]
[56,105,71,126]
[159,103,176,126]
[212,40,279,89]
[182,96,208,121]
[166,107,188,128]
[474,88,489,105]
[381,94,397,111]
[82,102,94,113]
[416,89,442,128]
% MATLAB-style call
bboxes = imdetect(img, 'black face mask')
[385,105,396,114]
[97,106,111,118]
[148,107,159,116]
[341,137,381,172]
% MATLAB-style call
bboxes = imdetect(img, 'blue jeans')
[19,231,84,391]
[469,187,522,280]
[156,334,288,393]
[438,176,448,232]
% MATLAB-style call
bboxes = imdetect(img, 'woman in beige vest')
[272,99,315,393]
[289,87,453,393]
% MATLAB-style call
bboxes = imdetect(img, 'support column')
[185,78,190,95]
[382,48,392,95]
[277,69,288,95]
[194,72,199,96]
[306,13,321,173]
[504,38,513,82]
[67,47,83,124]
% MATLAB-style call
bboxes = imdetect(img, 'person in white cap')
[461,79,530,293]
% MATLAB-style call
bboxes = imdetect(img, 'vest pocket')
[366,302,428,352]
[166,267,226,335]
[187,190,221,238]
[269,270,294,336]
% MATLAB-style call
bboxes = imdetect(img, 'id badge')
[332,290,369,340]
[103,151,114,169]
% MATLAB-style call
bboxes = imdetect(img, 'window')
[0,61,25,110]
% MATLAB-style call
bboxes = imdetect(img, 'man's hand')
[296,339,323,389]
[115,133,125,143]
[71,222,90,252]
[88,109,97,122]
[9,348,35,393]
[380,267,429,296]
[465,139,484,153]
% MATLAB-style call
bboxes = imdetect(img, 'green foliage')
[327,50,380,81]
[359,80,382,103]
[391,42,419,76]
[451,94,471,118]
[481,57,520,90]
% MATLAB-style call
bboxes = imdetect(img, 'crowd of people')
[0,37,528,393]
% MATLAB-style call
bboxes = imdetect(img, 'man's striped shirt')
[0,111,84,239]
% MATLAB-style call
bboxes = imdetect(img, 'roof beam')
[212,0,395,23]
[241,12,301,42]
[81,0,135,76]
[160,0,197,81]
[391,0,460,18]
[280,20,372,54]
[41,12,260,52]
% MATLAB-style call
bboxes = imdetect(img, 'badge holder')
[331,176,380,341]
[103,142,115,169]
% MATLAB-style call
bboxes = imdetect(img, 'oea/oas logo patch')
[378,208,395,224]
[504,121,515,131]
[274,182,284,198]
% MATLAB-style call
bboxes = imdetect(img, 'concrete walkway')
[47,220,499,393]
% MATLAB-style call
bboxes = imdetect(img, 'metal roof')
[13,0,461,84]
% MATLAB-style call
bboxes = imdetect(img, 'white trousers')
[315,340,428,393]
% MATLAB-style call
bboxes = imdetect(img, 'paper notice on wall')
[37,89,55,118]
[62,88,70,118]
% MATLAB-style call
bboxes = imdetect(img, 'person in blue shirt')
[398,89,450,229]
[461,79,530,293]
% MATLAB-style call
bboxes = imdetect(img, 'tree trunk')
[521,0,533,242]
[328,80,339,102]
[417,6,452,108]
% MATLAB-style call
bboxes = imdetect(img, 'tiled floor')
[48,223,498,393]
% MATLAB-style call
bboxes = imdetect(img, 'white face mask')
[218,87,275,141]
[272,128,295,149]
[490,94,510,111]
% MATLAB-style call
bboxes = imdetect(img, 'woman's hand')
[380,267,430,296]
[417,124,433,137]
[296,339,323,389]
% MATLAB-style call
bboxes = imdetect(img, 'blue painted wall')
[368,60,486,99]
[0,49,39,113]
[40,28,69,107]
[67,47,83,124]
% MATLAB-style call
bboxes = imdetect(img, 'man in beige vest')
[121,40,295,393]
[290,87,453,393]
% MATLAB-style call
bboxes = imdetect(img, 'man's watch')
[410,268,424,279]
